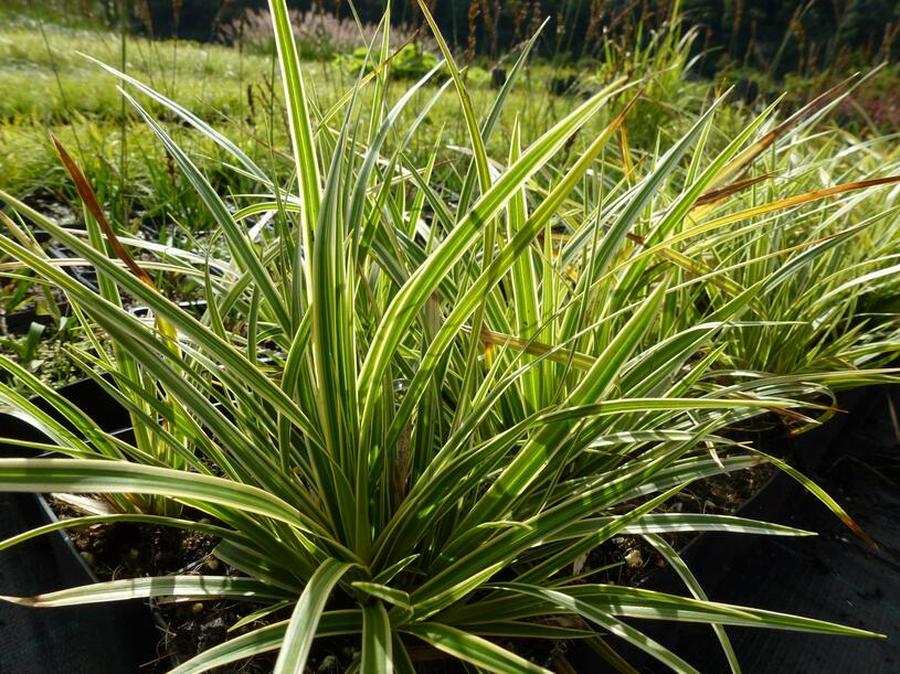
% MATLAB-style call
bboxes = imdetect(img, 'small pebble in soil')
[625,548,643,568]
[317,655,339,673]
[191,602,204,614]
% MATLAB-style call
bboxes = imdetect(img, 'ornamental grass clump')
[0,1,896,672]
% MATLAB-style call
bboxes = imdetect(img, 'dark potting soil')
[52,506,521,673]
[52,505,281,673]
[41,456,773,674]
[573,461,777,590]
[26,372,864,674]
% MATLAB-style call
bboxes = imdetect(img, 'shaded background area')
[6,1,898,77]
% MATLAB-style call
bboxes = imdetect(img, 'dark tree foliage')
[684,0,898,75]
[128,0,897,74]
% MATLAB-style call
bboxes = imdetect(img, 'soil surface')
[52,503,280,673]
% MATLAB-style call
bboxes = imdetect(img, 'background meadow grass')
[0,5,780,215]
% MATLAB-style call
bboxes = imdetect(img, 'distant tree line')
[683,0,898,75]
[108,0,897,75]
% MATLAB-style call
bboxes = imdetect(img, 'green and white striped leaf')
[403,622,552,674]
[274,559,354,674]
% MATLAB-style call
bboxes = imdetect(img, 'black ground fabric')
[624,384,900,673]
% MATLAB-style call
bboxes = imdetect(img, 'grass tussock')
[0,1,897,672]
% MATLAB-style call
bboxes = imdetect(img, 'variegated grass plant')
[555,78,900,420]
[696,130,900,378]
[0,2,896,672]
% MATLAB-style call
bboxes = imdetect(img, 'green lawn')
[0,16,719,219]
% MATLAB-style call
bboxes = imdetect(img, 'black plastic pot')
[2,306,67,334]
[574,385,900,673]
[46,244,98,292]
[0,380,159,674]
[2,296,206,338]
